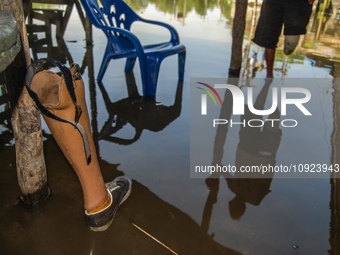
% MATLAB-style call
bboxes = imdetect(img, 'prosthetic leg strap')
[24,58,92,165]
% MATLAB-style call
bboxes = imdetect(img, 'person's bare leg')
[265,48,275,78]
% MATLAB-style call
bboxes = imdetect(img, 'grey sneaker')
[85,176,132,231]
[284,35,300,55]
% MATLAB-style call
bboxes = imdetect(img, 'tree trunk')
[229,0,248,75]
[0,0,49,205]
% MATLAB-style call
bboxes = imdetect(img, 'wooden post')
[316,0,328,40]
[85,15,93,46]
[330,63,340,255]
[229,0,248,75]
[0,0,49,205]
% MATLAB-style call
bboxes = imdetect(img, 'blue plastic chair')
[80,0,186,97]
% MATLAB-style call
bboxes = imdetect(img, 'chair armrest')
[137,18,180,44]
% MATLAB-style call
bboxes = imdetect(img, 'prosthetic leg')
[284,35,300,55]
[25,59,131,231]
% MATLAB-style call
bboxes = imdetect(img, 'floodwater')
[1,1,340,254]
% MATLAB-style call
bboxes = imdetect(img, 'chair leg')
[125,70,140,99]
[97,45,112,82]
[144,56,161,97]
[125,57,136,72]
[178,51,186,81]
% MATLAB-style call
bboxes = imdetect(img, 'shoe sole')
[89,178,132,232]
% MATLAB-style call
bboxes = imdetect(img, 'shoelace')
[106,182,121,191]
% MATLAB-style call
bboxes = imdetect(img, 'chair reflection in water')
[97,71,183,145]
[80,0,186,97]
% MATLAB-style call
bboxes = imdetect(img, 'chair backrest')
[80,0,141,50]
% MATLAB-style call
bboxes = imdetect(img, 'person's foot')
[284,35,300,55]
[85,176,132,231]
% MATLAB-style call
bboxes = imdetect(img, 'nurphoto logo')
[196,82,312,128]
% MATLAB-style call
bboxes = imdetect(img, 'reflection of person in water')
[227,79,282,220]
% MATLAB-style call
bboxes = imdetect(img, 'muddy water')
[1,1,340,255]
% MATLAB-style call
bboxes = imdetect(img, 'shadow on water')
[1,0,340,254]
[0,132,241,255]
